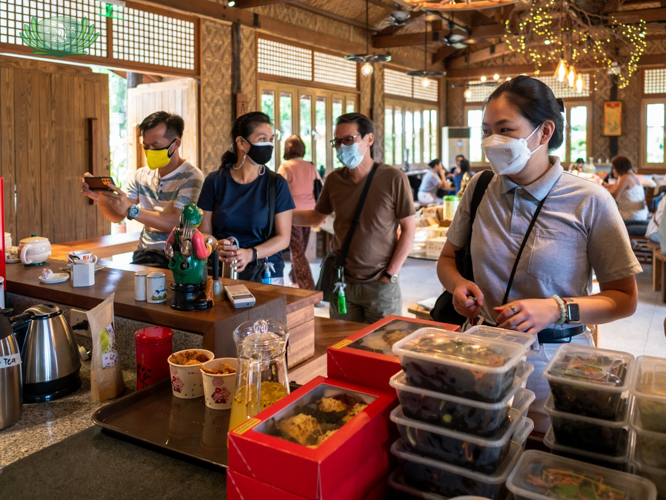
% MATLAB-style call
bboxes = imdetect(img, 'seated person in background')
[454,158,474,195]
[81,111,204,268]
[604,155,649,236]
[646,194,666,244]
[446,154,465,179]
[569,157,585,173]
[418,159,449,205]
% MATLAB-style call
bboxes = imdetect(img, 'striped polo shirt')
[126,161,204,250]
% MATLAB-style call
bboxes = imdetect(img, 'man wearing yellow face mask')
[82,111,204,267]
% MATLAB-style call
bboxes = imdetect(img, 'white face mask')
[336,140,367,169]
[481,125,543,176]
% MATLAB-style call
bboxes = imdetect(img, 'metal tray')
[92,378,230,468]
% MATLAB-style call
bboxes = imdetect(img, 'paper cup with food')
[201,358,238,410]
[167,349,214,399]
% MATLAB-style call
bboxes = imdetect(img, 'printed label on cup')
[0,353,21,368]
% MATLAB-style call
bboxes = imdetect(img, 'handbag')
[311,161,323,201]
[430,171,494,325]
[431,171,548,324]
[316,164,378,301]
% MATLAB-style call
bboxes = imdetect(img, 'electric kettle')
[0,311,21,429]
[10,305,81,402]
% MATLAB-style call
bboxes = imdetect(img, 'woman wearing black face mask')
[197,112,295,283]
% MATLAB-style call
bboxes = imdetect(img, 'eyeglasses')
[330,135,361,149]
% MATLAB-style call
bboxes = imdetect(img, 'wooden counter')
[7,234,323,367]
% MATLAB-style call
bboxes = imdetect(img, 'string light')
[575,73,584,92]
[555,59,567,82]
[361,62,374,76]
[567,65,576,87]
[493,73,500,81]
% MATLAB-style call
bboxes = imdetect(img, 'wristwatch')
[383,271,398,283]
[127,204,141,221]
[563,298,580,323]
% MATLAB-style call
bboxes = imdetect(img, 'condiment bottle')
[211,251,224,301]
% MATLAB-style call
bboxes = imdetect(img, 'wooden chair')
[630,235,653,265]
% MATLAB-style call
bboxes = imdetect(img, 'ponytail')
[219,111,272,169]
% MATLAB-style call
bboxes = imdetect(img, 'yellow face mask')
[144,139,177,170]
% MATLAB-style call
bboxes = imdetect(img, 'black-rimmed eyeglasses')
[330,134,361,149]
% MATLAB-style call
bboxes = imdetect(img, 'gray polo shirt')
[447,157,642,325]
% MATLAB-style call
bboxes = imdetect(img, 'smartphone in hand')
[85,176,117,192]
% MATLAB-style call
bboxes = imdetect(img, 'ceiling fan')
[374,10,415,30]
[441,20,469,49]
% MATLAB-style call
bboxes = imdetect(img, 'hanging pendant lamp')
[345,0,390,74]
[407,18,446,86]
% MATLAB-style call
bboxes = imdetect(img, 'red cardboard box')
[227,442,394,500]
[327,315,459,392]
[228,376,398,499]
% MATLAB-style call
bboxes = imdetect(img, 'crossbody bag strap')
[469,171,495,227]
[501,195,547,305]
[336,163,378,269]
[264,169,277,240]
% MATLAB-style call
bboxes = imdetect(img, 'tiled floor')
[285,257,666,359]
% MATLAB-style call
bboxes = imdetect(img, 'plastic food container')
[507,450,657,500]
[543,344,634,420]
[543,426,632,471]
[630,355,666,434]
[392,328,526,403]
[391,438,524,500]
[389,362,534,437]
[390,399,533,474]
[631,405,666,469]
[631,461,666,500]
[544,393,629,456]
[465,325,537,352]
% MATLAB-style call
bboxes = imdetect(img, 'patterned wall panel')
[201,19,232,175]
[447,81,466,127]
[592,79,611,164]
[240,26,257,112]
[372,65,385,163]
[618,77,641,166]
[360,69,372,118]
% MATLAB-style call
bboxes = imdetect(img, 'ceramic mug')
[134,270,149,301]
[146,271,167,303]
[200,358,238,410]
[68,250,98,265]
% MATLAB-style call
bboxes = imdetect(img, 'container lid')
[146,271,166,279]
[24,304,62,319]
[630,402,666,441]
[465,325,537,352]
[390,403,529,448]
[233,318,289,351]
[388,467,446,500]
[444,196,459,201]
[632,459,666,477]
[543,344,634,391]
[135,326,173,344]
[631,355,666,401]
[543,426,632,464]
[543,393,630,427]
[389,361,534,411]
[391,438,524,485]
[506,450,657,500]
[392,328,525,375]
[20,236,49,243]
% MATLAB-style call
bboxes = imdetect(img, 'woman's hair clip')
[556,98,565,114]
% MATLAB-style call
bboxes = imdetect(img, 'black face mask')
[242,138,274,166]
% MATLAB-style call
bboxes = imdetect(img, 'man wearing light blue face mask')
[292,113,416,324]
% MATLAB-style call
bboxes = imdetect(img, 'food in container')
[259,386,375,449]
[169,350,211,365]
[392,328,525,403]
[630,355,666,434]
[391,438,524,500]
[390,403,530,474]
[631,405,666,470]
[544,393,629,456]
[506,450,657,500]
[167,348,215,399]
[543,426,632,472]
[631,461,666,500]
[543,344,633,420]
[464,325,537,352]
[389,362,534,436]
[347,319,446,356]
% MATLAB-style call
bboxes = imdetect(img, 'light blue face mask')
[336,140,367,169]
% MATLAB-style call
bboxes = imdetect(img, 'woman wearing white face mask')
[436,76,641,433]
[198,112,295,283]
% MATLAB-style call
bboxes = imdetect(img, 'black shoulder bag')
[312,162,323,201]
[430,171,494,324]
[316,164,378,301]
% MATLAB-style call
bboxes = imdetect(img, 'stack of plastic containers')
[542,344,635,472]
[630,355,666,499]
[387,326,536,499]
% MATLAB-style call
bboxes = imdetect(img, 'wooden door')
[127,78,199,173]
[0,56,110,244]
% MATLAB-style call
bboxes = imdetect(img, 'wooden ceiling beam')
[288,1,380,31]
[446,42,513,70]
[234,0,287,8]
[446,63,553,79]
[432,46,458,64]
[609,7,666,23]
[373,30,448,48]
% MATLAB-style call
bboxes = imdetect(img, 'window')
[385,69,439,102]
[300,95,313,162]
[261,90,276,171]
[463,74,591,103]
[465,107,484,164]
[643,100,666,166]
[258,37,358,90]
[385,99,438,168]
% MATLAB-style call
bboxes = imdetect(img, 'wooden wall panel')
[0,56,110,244]
[371,65,385,163]
[201,19,233,175]
[240,26,257,112]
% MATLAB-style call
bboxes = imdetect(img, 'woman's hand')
[217,240,253,272]
[494,298,562,334]
[452,280,484,318]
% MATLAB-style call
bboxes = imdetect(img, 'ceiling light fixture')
[406,18,446,82]
[345,0,390,73]
[480,75,487,82]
